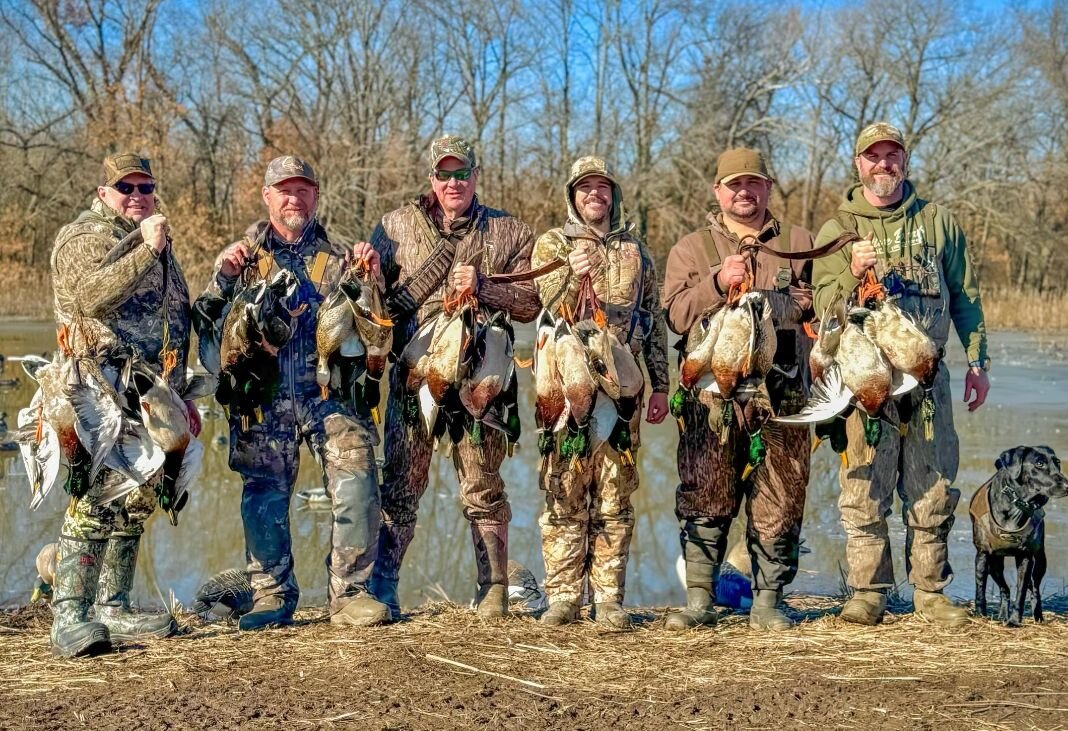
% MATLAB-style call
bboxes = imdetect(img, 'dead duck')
[217,270,299,422]
[532,310,566,467]
[30,542,58,604]
[190,568,254,620]
[129,362,203,526]
[679,292,775,400]
[553,319,598,467]
[458,311,513,421]
[424,302,476,406]
[345,265,393,424]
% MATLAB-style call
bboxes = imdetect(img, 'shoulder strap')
[700,227,723,269]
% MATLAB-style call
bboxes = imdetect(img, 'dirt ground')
[3,597,1068,731]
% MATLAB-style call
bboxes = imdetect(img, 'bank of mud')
[3,597,1068,730]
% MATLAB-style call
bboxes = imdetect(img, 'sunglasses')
[433,168,472,182]
[113,181,156,195]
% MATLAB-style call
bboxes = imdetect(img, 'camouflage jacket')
[530,200,670,394]
[51,198,191,391]
[371,194,540,355]
[196,220,365,409]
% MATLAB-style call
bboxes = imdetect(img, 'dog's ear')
[995,447,1026,481]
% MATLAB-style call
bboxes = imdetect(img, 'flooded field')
[1,321,1065,610]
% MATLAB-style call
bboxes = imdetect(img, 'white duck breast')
[533,312,566,432]
[459,320,513,420]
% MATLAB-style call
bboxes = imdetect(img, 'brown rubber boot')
[330,593,391,627]
[840,590,888,626]
[593,601,632,629]
[471,522,509,620]
[913,589,969,627]
[665,587,718,631]
[749,589,794,631]
[540,601,580,626]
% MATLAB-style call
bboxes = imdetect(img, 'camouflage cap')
[102,153,153,186]
[715,148,772,184]
[567,155,617,188]
[264,155,318,187]
[430,135,478,170]
[855,122,906,155]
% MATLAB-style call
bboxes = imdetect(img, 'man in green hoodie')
[812,122,990,627]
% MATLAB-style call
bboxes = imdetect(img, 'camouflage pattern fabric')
[370,195,537,587]
[675,393,809,591]
[197,222,381,613]
[51,198,191,539]
[538,412,641,604]
[838,364,960,592]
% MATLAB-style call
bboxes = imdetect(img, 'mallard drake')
[532,310,565,464]
[344,266,393,423]
[459,312,514,421]
[425,303,475,405]
[217,270,299,421]
[680,292,775,401]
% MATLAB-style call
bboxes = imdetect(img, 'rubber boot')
[95,536,177,642]
[471,522,509,620]
[913,589,969,627]
[749,588,794,630]
[369,521,415,620]
[330,593,391,627]
[238,595,294,631]
[840,589,887,626]
[593,601,632,629]
[540,601,580,627]
[665,518,727,631]
[50,536,111,658]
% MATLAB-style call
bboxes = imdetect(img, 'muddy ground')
[3,598,1068,731]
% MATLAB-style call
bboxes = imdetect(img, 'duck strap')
[737,230,858,261]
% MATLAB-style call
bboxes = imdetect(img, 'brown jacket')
[663,212,815,375]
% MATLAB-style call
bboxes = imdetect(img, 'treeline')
[0,0,1065,305]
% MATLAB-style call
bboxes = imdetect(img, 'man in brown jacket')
[369,135,540,620]
[662,148,815,630]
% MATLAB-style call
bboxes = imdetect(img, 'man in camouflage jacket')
[47,153,190,656]
[663,148,816,631]
[530,156,669,629]
[195,156,389,630]
[369,135,540,620]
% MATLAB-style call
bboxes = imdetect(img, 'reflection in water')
[1,322,1066,609]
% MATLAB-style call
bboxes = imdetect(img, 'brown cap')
[855,122,906,155]
[715,148,772,184]
[430,135,478,169]
[102,153,153,186]
[264,155,318,187]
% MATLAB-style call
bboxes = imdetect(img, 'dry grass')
[5,597,1068,704]
[982,288,1068,332]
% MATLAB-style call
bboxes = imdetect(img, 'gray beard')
[282,212,309,230]
[862,170,904,199]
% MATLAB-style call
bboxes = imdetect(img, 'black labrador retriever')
[970,445,1068,626]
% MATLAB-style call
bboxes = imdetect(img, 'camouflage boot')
[95,536,177,642]
[369,521,416,620]
[840,590,888,626]
[913,589,969,627]
[749,589,794,631]
[665,518,727,631]
[471,522,509,620]
[50,536,111,658]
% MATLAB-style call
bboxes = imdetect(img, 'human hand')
[849,237,878,278]
[568,247,593,278]
[716,254,748,292]
[452,264,478,295]
[646,392,668,424]
[963,367,989,412]
[348,241,380,275]
[140,214,169,254]
[216,241,251,278]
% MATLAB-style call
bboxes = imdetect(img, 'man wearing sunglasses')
[194,156,389,631]
[369,135,540,620]
[47,153,193,657]
[529,156,669,629]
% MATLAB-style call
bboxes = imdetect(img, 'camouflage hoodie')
[51,198,191,391]
[530,157,669,393]
[812,181,988,364]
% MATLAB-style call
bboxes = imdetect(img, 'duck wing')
[773,364,854,424]
[891,369,919,397]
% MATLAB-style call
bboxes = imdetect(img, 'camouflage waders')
[538,412,641,606]
[838,363,960,592]
[675,392,809,593]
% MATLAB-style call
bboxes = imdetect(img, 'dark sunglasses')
[433,168,472,182]
[113,181,156,195]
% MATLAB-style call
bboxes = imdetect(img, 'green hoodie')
[812,181,988,364]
